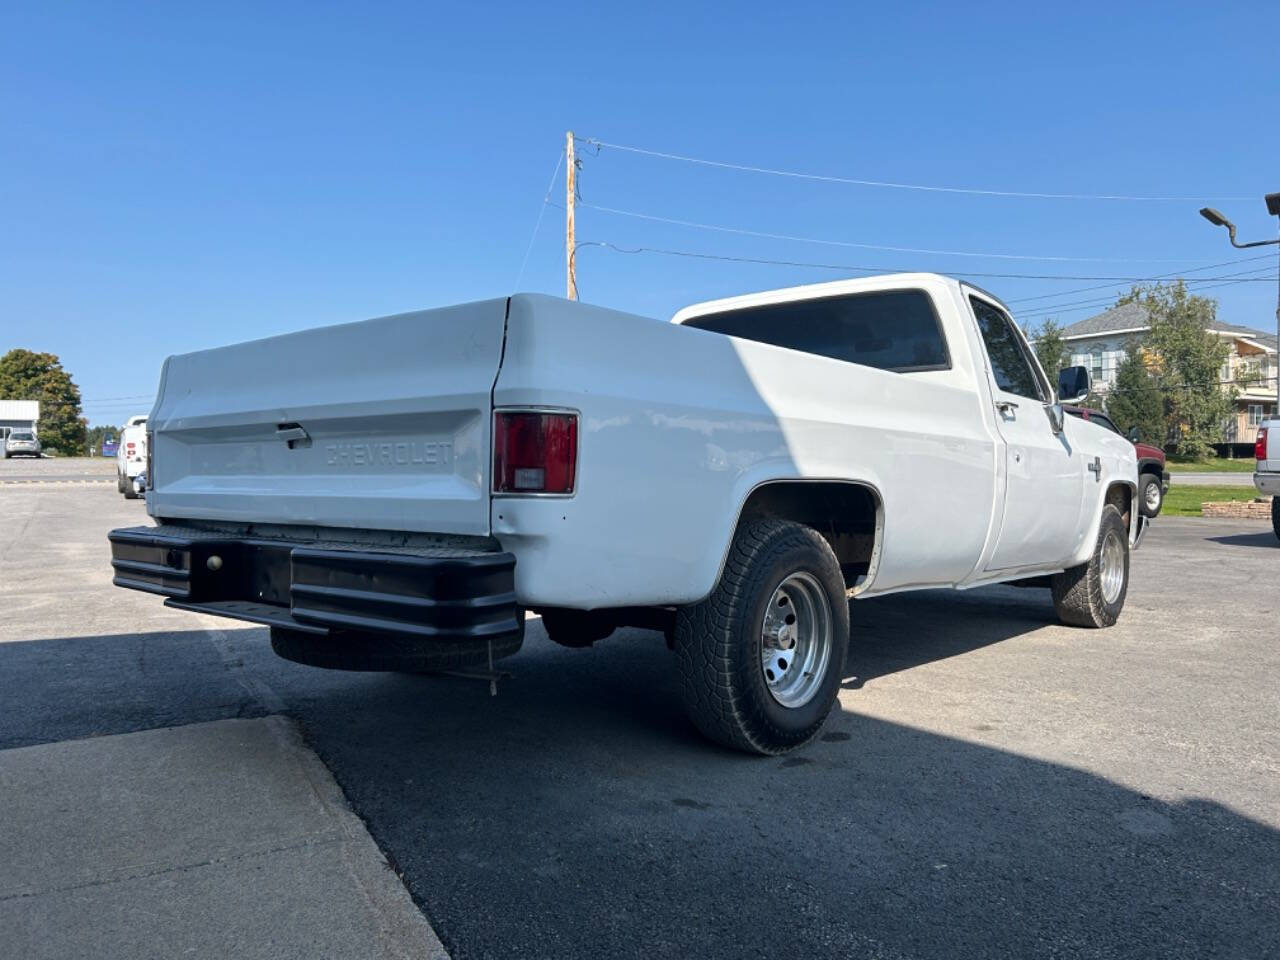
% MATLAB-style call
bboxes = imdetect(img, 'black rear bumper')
[109,525,520,641]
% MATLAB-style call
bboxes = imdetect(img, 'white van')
[116,416,148,499]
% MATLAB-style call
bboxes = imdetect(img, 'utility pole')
[565,130,577,301]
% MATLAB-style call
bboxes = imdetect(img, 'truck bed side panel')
[492,291,996,608]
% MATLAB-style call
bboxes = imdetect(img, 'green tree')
[0,349,87,456]
[1028,318,1070,380]
[1105,348,1165,448]
[1116,282,1233,459]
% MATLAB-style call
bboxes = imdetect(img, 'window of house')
[682,288,951,373]
[970,297,1045,400]
[1249,404,1265,426]
[1089,348,1104,382]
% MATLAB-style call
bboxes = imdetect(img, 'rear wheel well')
[736,481,882,592]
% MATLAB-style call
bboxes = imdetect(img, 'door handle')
[995,400,1019,416]
[275,423,311,448]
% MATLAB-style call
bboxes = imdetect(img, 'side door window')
[970,298,1045,402]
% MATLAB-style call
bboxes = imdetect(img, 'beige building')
[1059,303,1277,445]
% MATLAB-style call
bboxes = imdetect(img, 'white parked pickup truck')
[1254,417,1280,539]
[116,415,149,499]
[110,274,1145,753]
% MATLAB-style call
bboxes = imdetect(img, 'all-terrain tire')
[675,518,849,755]
[269,614,525,672]
[1139,474,1163,518]
[1271,495,1279,541]
[1051,503,1129,628]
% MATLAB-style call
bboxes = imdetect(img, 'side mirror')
[1127,426,1140,444]
[1057,365,1091,404]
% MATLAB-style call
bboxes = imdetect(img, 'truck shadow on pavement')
[1204,530,1279,549]
[2,614,1277,960]
[844,584,1056,688]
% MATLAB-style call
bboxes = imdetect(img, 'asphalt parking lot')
[2,483,1278,959]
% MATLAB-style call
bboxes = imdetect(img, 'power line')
[1016,268,1279,320]
[580,137,1254,203]
[1018,276,1280,321]
[577,240,1280,286]
[1005,253,1278,304]
[577,201,1213,264]
[513,147,566,290]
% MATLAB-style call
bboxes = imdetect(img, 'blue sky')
[2,1,1278,426]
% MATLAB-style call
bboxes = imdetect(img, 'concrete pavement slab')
[0,717,447,960]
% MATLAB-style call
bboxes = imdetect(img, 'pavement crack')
[0,834,350,904]
[205,628,287,713]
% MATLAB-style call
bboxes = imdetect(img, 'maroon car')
[1064,406,1169,518]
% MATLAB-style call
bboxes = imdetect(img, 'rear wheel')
[117,471,126,493]
[1139,474,1163,518]
[1271,496,1279,541]
[269,613,525,672]
[675,518,849,755]
[1051,503,1129,628]
[122,478,140,500]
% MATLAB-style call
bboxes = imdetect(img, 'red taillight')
[126,442,136,451]
[1257,426,1268,461]
[493,411,578,495]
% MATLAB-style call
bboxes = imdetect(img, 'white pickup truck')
[116,415,149,499]
[1254,417,1280,539]
[110,274,1144,753]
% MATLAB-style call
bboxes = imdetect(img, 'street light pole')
[1270,194,1280,411]
[1200,193,1280,410]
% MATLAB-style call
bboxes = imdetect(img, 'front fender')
[1067,477,1139,568]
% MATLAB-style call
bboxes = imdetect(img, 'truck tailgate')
[148,299,508,536]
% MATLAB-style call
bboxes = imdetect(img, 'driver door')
[969,295,1085,571]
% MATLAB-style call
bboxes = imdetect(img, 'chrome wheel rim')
[1100,530,1126,604]
[1144,483,1161,511]
[760,572,833,709]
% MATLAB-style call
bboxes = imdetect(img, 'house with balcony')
[1058,302,1277,446]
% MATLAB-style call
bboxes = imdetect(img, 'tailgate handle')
[276,423,311,449]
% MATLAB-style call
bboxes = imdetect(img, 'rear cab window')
[681,289,951,373]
